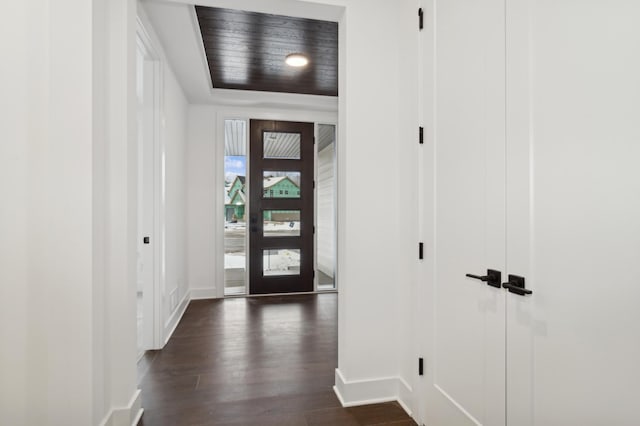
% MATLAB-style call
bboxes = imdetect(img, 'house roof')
[230,190,246,204]
[229,175,246,188]
[264,176,299,189]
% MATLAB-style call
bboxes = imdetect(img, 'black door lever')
[502,275,532,296]
[465,269,502,288]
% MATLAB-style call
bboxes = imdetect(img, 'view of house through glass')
[224,119,247,295]
[263,171,301,198]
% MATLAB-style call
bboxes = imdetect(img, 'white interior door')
[505,1,640,424]
[136,41,158,352]
[425,0,507,424]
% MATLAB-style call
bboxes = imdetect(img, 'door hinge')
[313,270,316,279]
[418,8,424,30]
[419,126,424,144]
[418,358,424,376]
[313,225,316,234]
[313,136,316,145]
[313,180,316,189]
[419,242,424,260]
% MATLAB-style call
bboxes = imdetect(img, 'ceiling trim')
[206,88,338,112]
[158,0,345,22]
[188,5,214,92]
[141,0,341,111]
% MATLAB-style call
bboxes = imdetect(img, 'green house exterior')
[262,176,301,199]
[262,176,300,221]
[229,191,246,219]
[225,175,301,221]
[226,176,246,221]
[228,176,245,200]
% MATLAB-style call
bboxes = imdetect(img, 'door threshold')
[224,290,337,299]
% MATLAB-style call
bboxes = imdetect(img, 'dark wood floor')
[138,293,416,425]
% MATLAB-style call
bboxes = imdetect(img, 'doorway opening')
[136,38,154,357]
[135,23,163,358]
[223,119,337,296]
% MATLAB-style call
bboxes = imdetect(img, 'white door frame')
[136,17,164,350]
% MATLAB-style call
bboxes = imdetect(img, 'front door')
[249,120,315,294]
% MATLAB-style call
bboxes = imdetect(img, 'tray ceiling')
[195,6,338,97]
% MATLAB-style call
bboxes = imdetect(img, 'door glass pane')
[224,119,247,295]
[263,249,300,276]
[263,171,301,198]
[263,132,301,159]
[317,124,336,290]
[263,210,300,237]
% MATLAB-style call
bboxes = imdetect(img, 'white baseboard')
[163,292,190,345]
[333,369,413,417]
[189,287,218,300]
[99,389,143,426]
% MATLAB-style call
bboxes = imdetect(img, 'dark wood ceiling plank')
[195,5,338,97]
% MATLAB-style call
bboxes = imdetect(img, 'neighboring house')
[224,175,301,221]
[263,176,301,221]
[228,176,245,200]
[225,176,246,221]
[262,175,300,199]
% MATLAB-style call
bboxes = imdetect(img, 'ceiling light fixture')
[285,53,309,67]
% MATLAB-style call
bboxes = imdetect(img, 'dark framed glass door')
[249,120,314,294]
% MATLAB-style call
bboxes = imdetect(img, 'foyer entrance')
[249,120,315,294]
[223,119,335,296]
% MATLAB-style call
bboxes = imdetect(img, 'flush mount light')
[285,53,309,67]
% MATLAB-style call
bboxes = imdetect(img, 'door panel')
[427,0,506,424]
[249,120,314,294]
[506,1,640,425]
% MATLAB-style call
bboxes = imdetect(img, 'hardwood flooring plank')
[138,294,416,425]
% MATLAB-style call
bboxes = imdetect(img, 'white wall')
[1,3,40,423]
[186,106,218,299]
[162,62,189,334]
[332,0,419,413]
[0,0,140,424]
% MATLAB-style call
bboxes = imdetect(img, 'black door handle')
[465,269,502,288]
[502,274,532,296]
[466,273,488,281]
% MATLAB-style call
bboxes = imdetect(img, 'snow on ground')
[225,253,246,269]
[264,221,300,237]
[263,249,300,275]
[225,221,246,230]
[224,249,300,276]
